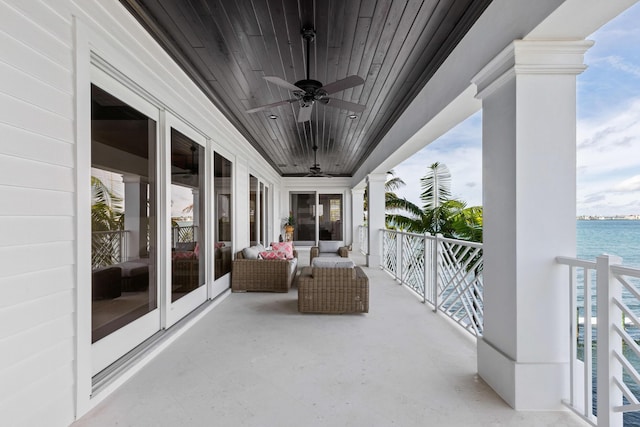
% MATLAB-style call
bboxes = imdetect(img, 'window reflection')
[90,84,157,343]
[214,153,232,279]
[319,194,343,241]
[249,175,258,246]
[170,129,205,302]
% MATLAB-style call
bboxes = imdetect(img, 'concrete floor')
[73,252,587,427]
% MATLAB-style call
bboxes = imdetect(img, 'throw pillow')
[259,250,286,260]
[270,241,294,259]
[172,251,194,260]
[242,244,264,260]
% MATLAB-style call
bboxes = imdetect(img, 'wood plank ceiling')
[120,0,492,177]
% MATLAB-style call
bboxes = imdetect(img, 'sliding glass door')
[290,192,344,245]
[90,79,160,375]
[166,120,208,326]
[318,194,343,241]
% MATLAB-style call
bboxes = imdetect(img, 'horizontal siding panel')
[0,314,73,369]
[0,241,74,279]
[0,266,73,309]
[0,154,74,192]
[19,387,75,427]
[0,60,74,117]
[0,1,73,71]
[0,216,74,248]
[0,92,73,142]
[0,288,74,339]
[1,362,74,427]
[0,338,74,400]
[0,31,72,95]
[0,186,75,216]
[3,0,73,43]
[0,123,74,167]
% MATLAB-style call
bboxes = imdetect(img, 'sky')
[393,3,640,217]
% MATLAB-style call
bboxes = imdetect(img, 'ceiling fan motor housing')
[294,79,326,102]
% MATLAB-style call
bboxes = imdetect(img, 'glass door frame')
[290,191,345,245]
[89,66,162,375]
[164,113,209,328]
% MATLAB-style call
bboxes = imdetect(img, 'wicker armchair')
[309,241,349,264]
[297,266,369,313]
[231,250,298,292]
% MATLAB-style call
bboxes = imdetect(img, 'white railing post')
[596,254,623,427]
[432,233,439,313]
[423,233,429,304]
[397,231,403,282]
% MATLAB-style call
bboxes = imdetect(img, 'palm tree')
[385,162,482,242]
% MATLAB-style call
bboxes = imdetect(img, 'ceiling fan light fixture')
[268,113,278,119]
[246,27,366,122]
[348,113,358,119]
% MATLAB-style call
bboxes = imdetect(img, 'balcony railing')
[92,230,129,269]
[361,225,640,425]
[172,225,198,248]
[557,255,640,427]
[358,225,368,255]
[366,227,483,337]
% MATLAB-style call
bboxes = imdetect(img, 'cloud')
[577,97,640,180]
[393,114,483,209]
[613,175,640,192]
[595,55,640,78]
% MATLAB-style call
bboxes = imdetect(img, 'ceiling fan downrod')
[296,28,324,104]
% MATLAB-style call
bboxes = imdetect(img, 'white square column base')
[478,338,569,410]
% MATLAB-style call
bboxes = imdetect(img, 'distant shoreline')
[577,216,640,220]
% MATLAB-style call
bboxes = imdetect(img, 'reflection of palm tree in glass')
[91,176,123,231]
[91,176,124,267]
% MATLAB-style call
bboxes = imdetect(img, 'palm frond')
[420,162,452,211]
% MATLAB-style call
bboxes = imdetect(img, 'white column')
[366,173,386,268]
[351,188,365,253]
[123,175,145,260]
[472,40,592,410]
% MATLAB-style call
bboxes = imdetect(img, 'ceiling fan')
[305,145,332,178]
[246,27,366,122]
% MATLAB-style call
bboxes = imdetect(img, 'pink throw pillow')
[270,241,294,259]
[259,250,286,260]
[172,251,194,260]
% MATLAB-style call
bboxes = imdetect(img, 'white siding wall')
[0,0,76,425]
[0,0,280,425]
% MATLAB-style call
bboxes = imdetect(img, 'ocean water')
[577,219,640,268]
[576,220,640,426]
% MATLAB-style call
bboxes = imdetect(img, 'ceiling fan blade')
[322,97,366,113]
[246,98,297,114]
[297,104,313,122]
[320,75,364,95]
[305,171,333,178]
[263,76,301,92]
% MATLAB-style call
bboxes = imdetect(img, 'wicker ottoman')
[297,266,369,314]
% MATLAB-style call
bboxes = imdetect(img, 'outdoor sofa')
[231,244,298,292]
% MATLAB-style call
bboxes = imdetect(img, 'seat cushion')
[311,257,355,269]
[318,240,343,254]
